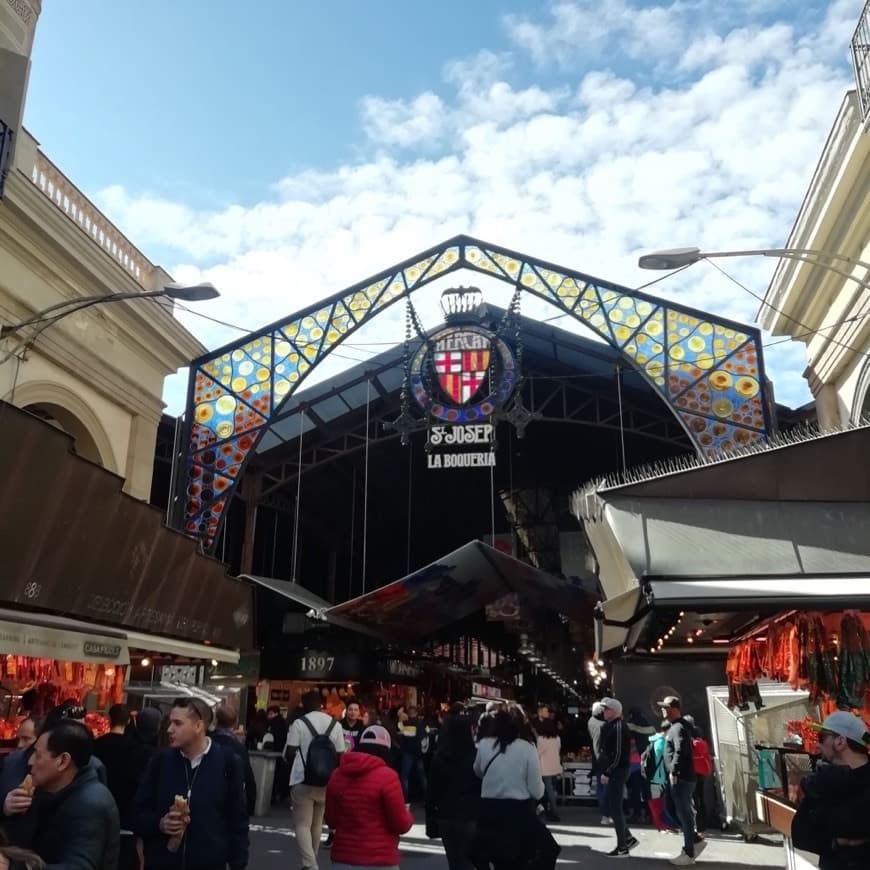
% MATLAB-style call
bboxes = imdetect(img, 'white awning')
[0,610,129,665]
[124,631,239,664]
[652,575,870,605]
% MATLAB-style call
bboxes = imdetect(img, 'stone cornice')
[2,171,205,370]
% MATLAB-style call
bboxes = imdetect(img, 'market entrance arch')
[173,236,771,550]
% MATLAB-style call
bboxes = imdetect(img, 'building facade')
[0,0,204,499]
[760,84,870,428]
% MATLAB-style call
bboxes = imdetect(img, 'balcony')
[854,0,870,120]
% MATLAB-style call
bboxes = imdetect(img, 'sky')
[23,0,864,414]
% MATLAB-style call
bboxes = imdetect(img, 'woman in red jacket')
[326,725,414,869]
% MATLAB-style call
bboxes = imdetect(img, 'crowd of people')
[2,691,868,869]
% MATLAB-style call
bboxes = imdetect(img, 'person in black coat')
[25,719,120,869]
[425,712,482,870]
[599,698,638,858]
[135,697,249,870]
[210,705,258,818]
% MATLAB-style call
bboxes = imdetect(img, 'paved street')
[250,805,786,869]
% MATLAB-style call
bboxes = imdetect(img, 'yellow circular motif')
[327,330,340,343]
[590,314,605,328]
[668,332,679,344]
[688,336,706,353]
[624,343,637,356]
[303,345,317,360]
[614,325,631,341]
[700,323,713,336]
[221,376,231,386]
[669,345,685,360]
[646,320,663,336]
[736,376,759,398]
[681,363,694,373]
[275,341,291,357]
[445,251,458,264]
[679,328,690,338]
[626,314,641,328]
[655,376,666,387]
[696,355,714,370]
[609,309,624,323]
[647,361,665,378]
[636,334,647,345]
[289,354,299,363]
[231,377,247,392]
[250,384,260,395]
[712,398,733,418]
[299,362,309,373]
[222,365,232,377]
[637,302,653,316]
[216,395,236,415]
[724,329,735,339]
[238,361,254,377]
[275,379,291,396]
[507,261,520,273]
[256,367,270,382]
[522,274,536,286]
[302,316,315,328]
[195,404,213,424]
[276,364,285,374]
[285,325,299,337]
[709,371,733,392]
[636,353,648,365]
[232,350,244,362]
[651,343,663,354]
[316,310,330,322]
[216,421,234,439]
[289,372,300,382]
[310,327,323,340]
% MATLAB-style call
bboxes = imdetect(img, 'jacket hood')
[339,750,388,777]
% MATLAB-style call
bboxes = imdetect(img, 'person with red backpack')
[682,715,713,832]
[285,692,347,870]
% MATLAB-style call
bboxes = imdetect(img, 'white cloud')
[360,92,447,148]
[92,0,863,415]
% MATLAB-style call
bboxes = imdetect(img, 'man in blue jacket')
[135,698,249,870]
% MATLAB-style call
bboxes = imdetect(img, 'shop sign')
[382,659,423,680]
[290,650,362,681]
[0,618,129,665]
[426,424,496,470]
[471,682,503,700]
[160,664,200,685]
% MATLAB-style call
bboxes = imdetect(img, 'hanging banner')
[0,617,129,665]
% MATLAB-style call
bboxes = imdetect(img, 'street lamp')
[0,282,220,338]
[638,246,870,292]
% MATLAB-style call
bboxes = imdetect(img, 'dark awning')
[324,540,592,642]
[0,403,252,652]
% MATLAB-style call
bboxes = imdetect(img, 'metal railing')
[29,149,153,287]
[853,0,870,120]
[0,119,13,199]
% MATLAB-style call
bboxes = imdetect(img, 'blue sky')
[24,0,863,412]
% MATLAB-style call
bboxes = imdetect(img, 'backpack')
[300,716,340,786]
[641,742,662,781]
[692,737,713,777]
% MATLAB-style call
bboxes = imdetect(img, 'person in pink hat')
[325,725,414,870]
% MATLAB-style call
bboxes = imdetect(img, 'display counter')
[755,792,818,869]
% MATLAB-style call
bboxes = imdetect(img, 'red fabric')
[326,751,414,866]
[692,738,713,777]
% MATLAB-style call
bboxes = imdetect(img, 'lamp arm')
[1,289,164,337]
[702,248,870,275]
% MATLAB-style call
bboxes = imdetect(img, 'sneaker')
[670,852,696,866]
[694,839,707,858]
[626,836,640,851]
[545,813,561,823]
[601,816,614,825]
[323,832,334,848]
[606,847,630,857]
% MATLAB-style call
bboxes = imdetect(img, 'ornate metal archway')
[173,235,770,551]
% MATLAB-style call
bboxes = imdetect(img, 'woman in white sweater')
[472,710,558,870]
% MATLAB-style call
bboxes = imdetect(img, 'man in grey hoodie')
[586,702,609,824]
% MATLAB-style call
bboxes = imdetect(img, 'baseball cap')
[600,698,623,715]
[359,725,392,749]
[810,712,870,746]
[591,701,605,717]
[656,695,681,709]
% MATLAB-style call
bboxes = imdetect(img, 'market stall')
[707,608,870,862]
[0,611,130,751]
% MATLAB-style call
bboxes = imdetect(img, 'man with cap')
[599,698,639,857]
[791,711,870,869]
[658,695,705,866]
[587,702,610,825]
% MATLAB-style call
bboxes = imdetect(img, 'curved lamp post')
[0,282,220,339]
[638,246,870,293]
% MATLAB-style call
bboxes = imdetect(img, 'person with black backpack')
[285,691,346,870]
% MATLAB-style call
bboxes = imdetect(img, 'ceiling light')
[140,657,151,667]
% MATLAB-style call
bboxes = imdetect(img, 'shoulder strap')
[300,715,319,739]
[324,718,338,738]
[483,747,504,778]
